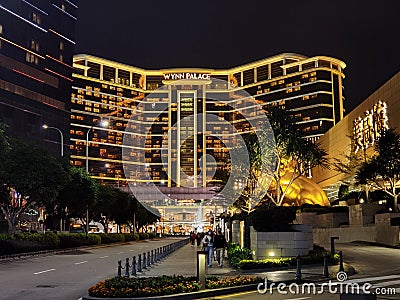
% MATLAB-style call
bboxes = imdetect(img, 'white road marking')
[34,268,56,275]
[99,256,108,258]
[129,250,134,252]
[326,274,400,285]
[117,252,124,254]
[285,298,310,300]
[75,261,88,265]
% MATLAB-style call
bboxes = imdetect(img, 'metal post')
[117,260,122,277]
[147,251,151,267]
[132,256,137,276]
[143,252,147,269]
[339,251,344,272]
[330,236,339,255]
[137,254,142,272]
[323,256,329,278]
[295,255,302,281]
[151,250,154,264]
[125,258,130,277]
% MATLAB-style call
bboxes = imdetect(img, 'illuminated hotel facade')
[312,71,400,202]
[70,53,345,207]
[0,0,77,154]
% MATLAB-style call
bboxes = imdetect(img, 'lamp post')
[85,119,109,237]
[42,124,64,157]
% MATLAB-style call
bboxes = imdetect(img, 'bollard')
[143,252,147,269]
[295,255,302,281]
[125,257,130,277]
[339,251,344,272]
[155,248,159,262]
[138,254,142,272]
[117,260,122,277]
[323,256,329,278]
[151,250,154,264]
[132,256,137,276]
[147,251,151,267]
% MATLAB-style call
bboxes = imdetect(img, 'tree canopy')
[355,128,400,211]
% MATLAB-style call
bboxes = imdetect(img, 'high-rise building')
[71,53,345,205]
[0,0,77,155]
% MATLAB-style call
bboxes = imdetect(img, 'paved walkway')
[137,241,330,282]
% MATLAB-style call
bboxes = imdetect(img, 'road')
[0,237,185,300]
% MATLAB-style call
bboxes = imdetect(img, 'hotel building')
[312,71,400,202]
[0,0,77,155]
[71,53,345,208]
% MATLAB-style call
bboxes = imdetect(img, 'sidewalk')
[137,242,330,282]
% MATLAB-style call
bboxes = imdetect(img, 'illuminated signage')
[162,73,211,81]
[353,100,389,154]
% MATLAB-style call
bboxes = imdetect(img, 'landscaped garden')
[0,232,156,256]
[88,275,262,298]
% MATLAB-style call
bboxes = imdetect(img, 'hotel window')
[31,40,39,52]
[26,52,38,64]
[302,73,309,79]
[302,95,310,101]
[0,24,3,34]
[309,77,317,82]
[32,13,41,25]
[59,54,63,62]
[61,3,66,11]
[60,41,64,50]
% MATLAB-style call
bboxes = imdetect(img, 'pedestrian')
[190,231,196,245]
[213,228,228,267]
[196,232,202,246]
[202,230,214,267]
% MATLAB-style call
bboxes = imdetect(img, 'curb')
[82,283,260,300]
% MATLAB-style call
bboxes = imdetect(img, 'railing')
[117,238,189,277]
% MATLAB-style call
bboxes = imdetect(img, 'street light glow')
[42,124,48,129]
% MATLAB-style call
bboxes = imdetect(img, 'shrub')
[41,232,60,248]
[0,234,12,241]
[58,233,89,248]
[138,233,149,240]
[124,233,139,242]
[88,234,101,245]
[227,243,253,268]
[148,232,156,239]
[88,275,261,298]
[0,239,47,255]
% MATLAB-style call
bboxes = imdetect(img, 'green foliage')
[99,233,125,244]
[356,128,400,210]
[148,232,156,239]
[139,232,149,240]
[236,245,340,270]
[124,233,138,241]
[58,233,90,248]
[338,184,350,200]
[41,232,60,248]
[0,233,13,241]
[88,234,101,245]
[227,243,253,268]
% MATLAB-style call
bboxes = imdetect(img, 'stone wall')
[250,225,313,259]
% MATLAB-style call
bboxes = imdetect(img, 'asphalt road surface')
[0,237,185,300]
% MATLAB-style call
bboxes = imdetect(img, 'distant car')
[69,224,85,233]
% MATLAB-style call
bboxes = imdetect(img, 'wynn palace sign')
[353,100,389,154]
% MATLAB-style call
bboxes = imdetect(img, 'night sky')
[75,1,400,111]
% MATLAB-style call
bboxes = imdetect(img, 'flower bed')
[88,275,261,298]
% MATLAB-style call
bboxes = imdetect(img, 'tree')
[93,184,117,233]
[0,137,68,235]
[57,167,98,228]
[355,128,400,211]
[226,107,328,211]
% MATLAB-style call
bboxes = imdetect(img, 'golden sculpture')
[268,159,330,206]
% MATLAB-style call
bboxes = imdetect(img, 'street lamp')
[42,124,64,157]
[85,119,109,237]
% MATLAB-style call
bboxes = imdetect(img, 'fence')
[117,238,189,277]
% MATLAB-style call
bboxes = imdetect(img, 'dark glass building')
[70,53,346,206]
[0,0,77,156]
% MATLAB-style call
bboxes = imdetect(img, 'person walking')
[201,230,214,267]
[190,231,196,245]
[196,232,202,247]
[213,228,228,267]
